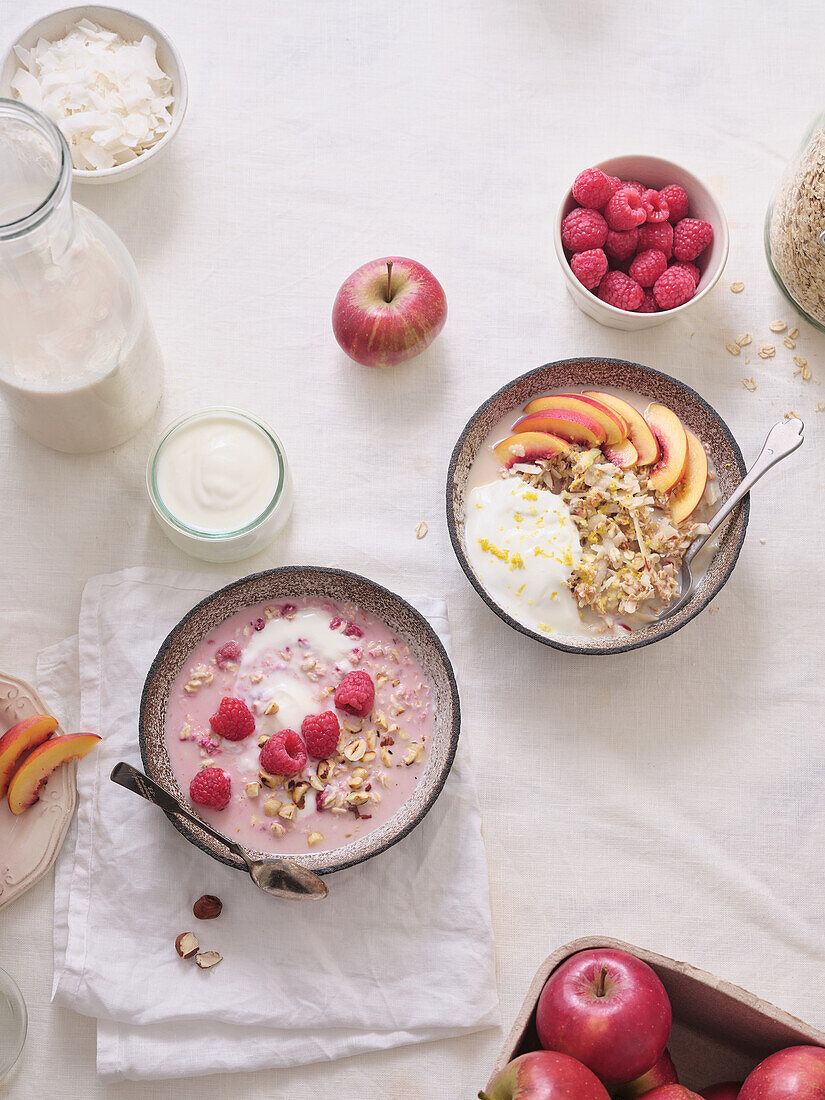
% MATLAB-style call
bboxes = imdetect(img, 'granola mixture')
[511,446,712,622]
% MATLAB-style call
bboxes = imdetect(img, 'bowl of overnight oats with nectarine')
[447,359,749,654]
[140,567,460,875]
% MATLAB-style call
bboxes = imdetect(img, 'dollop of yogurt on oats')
[465,478,583,634]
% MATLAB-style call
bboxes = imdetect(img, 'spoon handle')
[110,761,246,861]
[686,417,804,562]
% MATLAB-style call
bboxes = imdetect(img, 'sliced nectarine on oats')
[669,429,708,523]
[523,394,628,445]
[7,732,101,815]
[493,431,569,468]
[583,391,660,466]
[603,438,639,469]
[645,403,688,494]
[0,714,58,797]
[513,409,606,446]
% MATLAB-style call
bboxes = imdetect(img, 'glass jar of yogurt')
[0,99,163,452]
[147,407,294,562]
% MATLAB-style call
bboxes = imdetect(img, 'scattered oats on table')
[726,342,741,357]
[742,377,757,391]
[784,410,801,419]
[736,333,752,347]
[789,327,799,339]
[415,521,428,540]
[730,281,745,293]
[784,337,796,349]
[769,320,787,333]
[817,402,825,412]
[758,345,776,359]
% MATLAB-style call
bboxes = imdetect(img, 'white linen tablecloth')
[2,0,825,1096]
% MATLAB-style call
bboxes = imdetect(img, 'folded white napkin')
[37,567,498,1082]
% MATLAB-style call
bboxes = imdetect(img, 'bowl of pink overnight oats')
[139,567,460,876]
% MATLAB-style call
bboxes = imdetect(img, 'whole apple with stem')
[700,1085,743,1099]
[479,1051,610,1100]
[739,1046,825,1099]
[616,1049,679,1097]
[536,948,672,1086]
[332,256,447,368]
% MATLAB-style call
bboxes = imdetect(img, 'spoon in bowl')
[657,417,804,624]
[110,762,328,900]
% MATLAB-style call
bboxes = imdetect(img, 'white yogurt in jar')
[148,407,293,562]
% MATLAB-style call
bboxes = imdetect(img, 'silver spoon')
[110,762,328,901]
[657,417,804,624]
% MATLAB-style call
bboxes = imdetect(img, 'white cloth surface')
[35,569,498,1081]
[2,0,825,1096]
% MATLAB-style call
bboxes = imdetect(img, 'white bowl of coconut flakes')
[0,5,188,183]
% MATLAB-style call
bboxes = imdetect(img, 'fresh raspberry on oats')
[209,697,255,741]
[214,641,242,669]
[301,711,341,758]
[189,767,231,809]
[342,621,364,638]
[260,729,307,775]
[334,670,375,718]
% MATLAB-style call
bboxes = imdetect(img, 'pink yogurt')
[164,598,432,855]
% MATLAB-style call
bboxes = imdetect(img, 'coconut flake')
[9,20,173,170]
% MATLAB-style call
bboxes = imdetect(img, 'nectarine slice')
[0,714,58,797]
[7,732,101,815]
[513,409,606,446]
[645,404,689,494]
[583,391,660,466]
[523,394,628,445]
[669,429,708,523]
[493,431,569,468]
[603,438,639,469]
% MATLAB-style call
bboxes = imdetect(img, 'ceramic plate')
[139,566,461,876]
[447,358,749,655]
[0,672,76,909]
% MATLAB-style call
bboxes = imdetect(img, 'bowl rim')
[553,154,730,322]
[138,564,462,876]
[2,4,189,181]
[445,357,750,656]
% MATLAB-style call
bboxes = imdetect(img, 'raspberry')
[260,729,307,775]
[301,711,340,758]
[329,617,342,630]
[604,187,647,231]
[660,184,689,223]
[605,228,639,262]
[334,670,375,718]
[637,289,659,313]
[214,641,241,669]
[641,189,669,223]
[669,261,700,287]
[278,603,297,616]
[561,208,608,252]
[621,179,646,197]
[342,621,364,638]
[673,218,713,262]
[252,617,265,631]
[189,767,231,810]
[598,270,644,311]
[572,167,614,210]
[637,221,673,259]
[209,697,255,741]
[653,267,696,310]
[628,249,668,288]
[570,248,608,290]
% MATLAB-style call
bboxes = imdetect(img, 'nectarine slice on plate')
[493,431,569,468]
[523,394,628,445]
[0,713,58,796]
[583,391,660,466]
[603,438,639,469]
[7,732,101,815]
[669,429,708,523]
[645,404,688,494]
[513,409,606,446]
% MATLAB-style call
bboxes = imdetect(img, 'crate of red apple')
[482,939,825,1099]
[561,168,713,313]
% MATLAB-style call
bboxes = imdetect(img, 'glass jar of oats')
[766,112,825,330]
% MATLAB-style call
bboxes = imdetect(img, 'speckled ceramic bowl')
[139,567,460,876]
[447,358,749,655]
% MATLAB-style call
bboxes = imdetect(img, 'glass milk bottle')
[0,99,163,452]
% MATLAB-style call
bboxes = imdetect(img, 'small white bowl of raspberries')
[554,155,729,330]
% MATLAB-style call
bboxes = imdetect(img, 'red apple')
[616,1050,679,1097]
[645,1089,702,1100]
[700,1085,743,1099]
[536,948,672,1086]
[332,256,447,368]
[739,1046,825,1099]
[479,1051,610,1100]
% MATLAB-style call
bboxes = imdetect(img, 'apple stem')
[386,259,394,303]
[595,966,608,998]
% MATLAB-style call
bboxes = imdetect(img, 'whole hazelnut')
[193,894,222,920]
